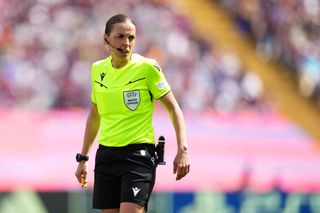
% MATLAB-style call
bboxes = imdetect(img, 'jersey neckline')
[109,53,136,71]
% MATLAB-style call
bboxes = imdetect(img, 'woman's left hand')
[173,150,190,180]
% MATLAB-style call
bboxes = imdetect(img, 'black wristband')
[76,153,89,162]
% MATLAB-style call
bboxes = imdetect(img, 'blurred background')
[1,0,320,212]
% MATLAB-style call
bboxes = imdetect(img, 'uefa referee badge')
[123,90,140,110]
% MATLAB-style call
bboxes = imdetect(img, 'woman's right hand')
[75,161,88,187]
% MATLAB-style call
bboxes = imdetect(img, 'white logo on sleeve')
[132,187,141,197]
[157,80,168,90]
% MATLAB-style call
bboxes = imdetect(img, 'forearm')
[81,104,100,156]
[167,106,188,152]
[160,92,190,180]
[160,92,188,152]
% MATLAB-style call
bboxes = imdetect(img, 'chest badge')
[123,90,140,110]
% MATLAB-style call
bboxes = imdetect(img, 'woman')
[75,14,190,213]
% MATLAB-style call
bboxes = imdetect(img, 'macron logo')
[100,72,106,81]
[132,187,141,197]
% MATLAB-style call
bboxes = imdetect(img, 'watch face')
[76,153,81,162]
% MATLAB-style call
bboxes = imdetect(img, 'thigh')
[93,172,121,209]
[93,146,122,209]
[121,168,156,205]
[120,147,157,208]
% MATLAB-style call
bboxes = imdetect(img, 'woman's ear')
[103,35,108,44]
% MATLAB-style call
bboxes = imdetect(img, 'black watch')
[76,153,89,162]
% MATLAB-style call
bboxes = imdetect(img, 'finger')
[81,172,87,180]
[173,162,177,174]
[75,172,82,183]
[176,170,183,180]
[176,165,189,180]
[176,166,184,180]
[184,164,190,176]
[176,174,181,180]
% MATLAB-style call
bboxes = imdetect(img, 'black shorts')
[93,143,157,210]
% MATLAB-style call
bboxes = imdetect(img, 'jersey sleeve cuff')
[155,89,171,100]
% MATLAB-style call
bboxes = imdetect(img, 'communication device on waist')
[156,136,166,165]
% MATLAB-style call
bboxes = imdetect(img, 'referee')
[75,14,190,213]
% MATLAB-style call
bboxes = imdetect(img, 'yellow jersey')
[91,53,171,147]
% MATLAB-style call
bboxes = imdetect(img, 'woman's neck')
[111,56,130,69]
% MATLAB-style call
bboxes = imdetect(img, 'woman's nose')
[123,37,130,46]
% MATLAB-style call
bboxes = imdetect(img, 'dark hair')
[104,14,134,35]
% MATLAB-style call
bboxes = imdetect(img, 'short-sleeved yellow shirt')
[91,53,171,147]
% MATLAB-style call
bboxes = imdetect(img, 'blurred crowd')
[217,0,320,106]
[0,0,267,112]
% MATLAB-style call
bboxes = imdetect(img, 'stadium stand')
[172,0,320,142]
[2,1,320,212]
[215,0,320,106]
[0,0,268,113]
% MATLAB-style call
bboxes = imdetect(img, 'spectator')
[217,0,320,105]
[0,0,267,112]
